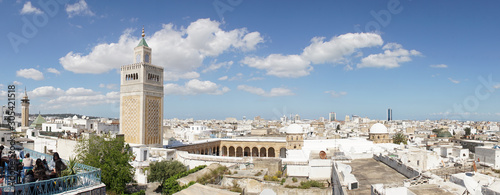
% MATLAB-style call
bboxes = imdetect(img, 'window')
[145,54,150,63]
[1,138,4,142]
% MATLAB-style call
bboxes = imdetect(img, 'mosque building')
[120,28,164,146]
[368,123,392,144]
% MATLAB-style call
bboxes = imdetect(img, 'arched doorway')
[260,147,267,157]
[236,147,243,157]
[222,146,227,156]
[280,148,286,158]
[229,146,235,157]
[244,147,250,157]
[268,147,275,157]
[252,147,259,157]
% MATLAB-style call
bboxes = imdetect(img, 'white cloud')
[60,18,263,75]
[20,2,43,15]
[164,79,229,95]
[13,81,23,86]
[325,90,347,97]
[448,78,460,84]
[47,68,61,75]
[218,76,228,81]
[65,87,98,96]
[237,85,294,97]
[229,73,243,81]
[44,91,119,110]
[16,68,44,80]
[29,86,119,110]
[99,83,116,89]
[430,64,448,68]
[202,60,233,73]
[247,77,264,81]
[301,33,383,64]
[30,86,65,98]
[164,71,200,81]
[357,43,421,69]
[493,84,500,89]
[243,32,384,78]
[66,0,95,18]
[242,54,312,78]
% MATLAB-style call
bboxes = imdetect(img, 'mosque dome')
[370,123,388,134]
[286,124,304,134]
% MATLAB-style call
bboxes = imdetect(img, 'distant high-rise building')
[21,88,30,128]
[294,114,301,122]
[120,28,164,146]
[329,112,336,122]
[345,115,350,122]
[387,108,392,121]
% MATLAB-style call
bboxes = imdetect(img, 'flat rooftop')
[408,184,459,195]
[347,158,408,194]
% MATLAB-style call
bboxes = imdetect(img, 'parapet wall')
[373,154,420,178]
[175,150,245,169]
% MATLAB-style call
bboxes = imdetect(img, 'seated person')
[52,152,67,177]
[33,159,47,181]
[23,153,34,173]
[24,170,35,183]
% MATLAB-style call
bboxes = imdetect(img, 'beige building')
[286,124,304,150]
[368,123,391,144]
[120,28,164,146]
[21,88,30,128]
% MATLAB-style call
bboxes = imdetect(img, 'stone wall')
[373,154,420,178]
[175,151,244,169]
[253,158,282,175]
[222,178,332,195]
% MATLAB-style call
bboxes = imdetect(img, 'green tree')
[336,125,340,132]
[147,160,186,187]
[75,135,135,194]
[464,127,471,136]
[393,132,407,145]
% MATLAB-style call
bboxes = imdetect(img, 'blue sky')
[1,0,500,121]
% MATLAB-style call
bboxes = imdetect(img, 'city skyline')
[2,1,500,121]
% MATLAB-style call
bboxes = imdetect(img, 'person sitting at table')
[23,153,34,174]
[52,152,66,177]
[33,159,47,181]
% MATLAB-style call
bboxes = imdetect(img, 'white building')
[475,146,500,169]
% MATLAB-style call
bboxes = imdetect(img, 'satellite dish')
[344,165,352,174]
[319,151,327,159]
[463,175,482,195]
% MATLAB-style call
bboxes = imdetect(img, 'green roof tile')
[137,38,149,47]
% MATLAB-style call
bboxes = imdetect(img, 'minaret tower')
[120,28,164,146]
[21,87,30,128]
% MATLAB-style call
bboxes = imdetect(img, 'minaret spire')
[142,26,145,37]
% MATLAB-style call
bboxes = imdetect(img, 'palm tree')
[393,132,407,145]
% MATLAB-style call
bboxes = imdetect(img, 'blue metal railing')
[0,148,102,194]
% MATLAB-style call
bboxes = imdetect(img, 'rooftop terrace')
[0,148,104,194]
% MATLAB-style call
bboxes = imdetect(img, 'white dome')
[286,124,304,134]
[370,123,388,134]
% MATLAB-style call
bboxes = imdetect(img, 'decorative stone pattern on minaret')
[120,28,164,146]
[21,88,30,128]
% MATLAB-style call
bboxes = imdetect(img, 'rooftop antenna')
[463,175,482,195]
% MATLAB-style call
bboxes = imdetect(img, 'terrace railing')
[0,148,102,195]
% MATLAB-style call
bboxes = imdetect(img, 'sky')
[1,0,500,121]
